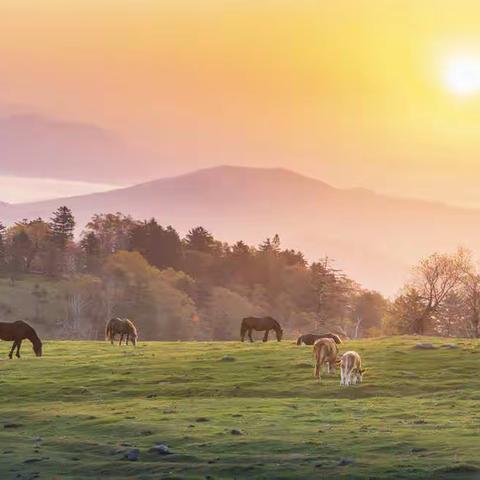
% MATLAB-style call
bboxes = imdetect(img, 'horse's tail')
[331,333,342,344]
[313,344,321,379]
[296,336,303,346]
[240,318,248,340]
[105,319,112,341]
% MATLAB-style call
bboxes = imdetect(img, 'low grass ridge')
[0,337,479,479]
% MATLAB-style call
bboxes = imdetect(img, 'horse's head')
[276,328,283,342]
[33,338,43,357]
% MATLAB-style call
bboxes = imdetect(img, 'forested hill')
[2,166,480,294]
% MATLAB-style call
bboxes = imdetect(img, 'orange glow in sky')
[2,1,480,205]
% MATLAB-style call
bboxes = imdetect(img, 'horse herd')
[241,316,365,386]
[0,316,364,386]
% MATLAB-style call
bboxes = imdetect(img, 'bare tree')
[459,269,480,338]
[410,248,469,334]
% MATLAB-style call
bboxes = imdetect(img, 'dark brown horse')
[297,333,343,346]
[105,318,138,346]
[240,316,283,342]
[0,321,42,359]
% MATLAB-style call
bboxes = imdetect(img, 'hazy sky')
[2,1,480,204]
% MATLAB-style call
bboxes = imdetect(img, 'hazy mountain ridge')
[2,165,480,295]
[0,113,150,184]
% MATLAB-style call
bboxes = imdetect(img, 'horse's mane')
[271,318,282,330]
[125,319,138,337]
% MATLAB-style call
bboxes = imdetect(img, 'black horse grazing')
[105,318,138,346]
[0,320,43,358]
[240,316,283,342]
[297,333,342,346]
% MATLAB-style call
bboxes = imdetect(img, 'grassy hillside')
[0,337,479,479]
[0,275,66,336]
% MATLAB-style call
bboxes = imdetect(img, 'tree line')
[0,207,478,339]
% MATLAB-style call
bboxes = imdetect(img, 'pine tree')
[184,226,215,253]
[47,206,75,275]
[80,232,101,273]
[49,206,75,250]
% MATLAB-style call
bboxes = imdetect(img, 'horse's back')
[242,316,277,330]
[0,320,35,340]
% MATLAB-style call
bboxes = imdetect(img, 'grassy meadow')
[0,337,479,479]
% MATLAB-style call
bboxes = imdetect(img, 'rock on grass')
[196,417,209,423]
[124,449,140,461]
[150,444,172,455]
[414,343,437,350]
[221,355,236,362]
[441,343,460,349]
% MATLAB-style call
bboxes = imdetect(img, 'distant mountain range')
[2,165,479,295]
[0,114,151,184]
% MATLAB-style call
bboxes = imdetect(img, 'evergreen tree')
[80,232,101,273]
[184,226,215,253]
[130,220,182,269]
[49,206,75,250]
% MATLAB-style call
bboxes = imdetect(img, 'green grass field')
[0,337,479,479]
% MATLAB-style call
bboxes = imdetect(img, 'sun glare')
[443,55,480,96]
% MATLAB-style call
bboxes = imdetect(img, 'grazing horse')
[313,338,338,382]
[0,320,42,359]
[240,316,283,342]
[340,351,365,386]
[297,333,342,346]
[105,318,138,346]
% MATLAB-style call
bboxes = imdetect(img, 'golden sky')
[2,1,480,205]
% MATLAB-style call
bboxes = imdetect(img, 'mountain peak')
[148,164,334,192]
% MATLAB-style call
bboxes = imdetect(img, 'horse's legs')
[126,334,129,345]
[8,341,17,359]
[110,333,115,345]
[16,339,22,358]
[119,334,124,346]
[248,329,254,342]
[263,330,269,342]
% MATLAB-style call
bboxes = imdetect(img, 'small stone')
[196,417,209,423]
[230,429,244,435]
[124,449,140,461]
[150,444,172,455]
[442,344,459,349]
[414,343,437,350]
[413,419,427,424]
[411,447,428,453]
[23,458,42,464]
[221,355,236,362]
[32,436,42,443]
[140,430,153,436]
[338,458,354,466]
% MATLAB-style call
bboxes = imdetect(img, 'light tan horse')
[105,318,138,346]
[313,338,339,382]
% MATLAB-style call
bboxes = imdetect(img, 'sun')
[443,55,480,96]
